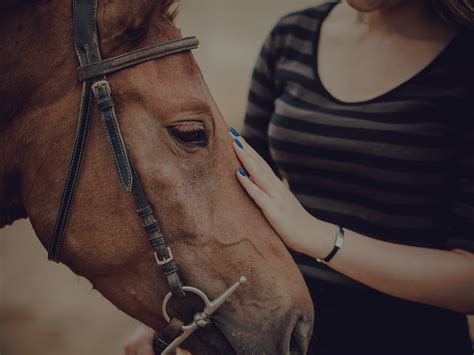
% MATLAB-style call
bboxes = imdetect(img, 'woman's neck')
[345,0,450,36]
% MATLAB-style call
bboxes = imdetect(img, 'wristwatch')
[316,226,344,264]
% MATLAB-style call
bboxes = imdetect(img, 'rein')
[47,1,246,353]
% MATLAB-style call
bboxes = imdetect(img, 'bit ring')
[162,286,212,323]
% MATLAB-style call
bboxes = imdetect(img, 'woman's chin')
[346,0,404,12]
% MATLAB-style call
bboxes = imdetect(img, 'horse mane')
[0,206,27,228]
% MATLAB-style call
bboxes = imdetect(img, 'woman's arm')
[232,133,474,315]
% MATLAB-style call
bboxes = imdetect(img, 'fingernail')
[230,127,240,137]
[234,138,243,149]
[238,167,247,176]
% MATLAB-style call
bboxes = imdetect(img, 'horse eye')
[168,122,208,147]
[120,26,147,43]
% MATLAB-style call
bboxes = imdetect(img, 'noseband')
[48,1,246,353]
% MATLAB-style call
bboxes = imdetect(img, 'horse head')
[0,1,314,353]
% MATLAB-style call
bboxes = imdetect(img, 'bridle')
[47,1,246,353]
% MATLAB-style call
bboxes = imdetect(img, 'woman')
[125,1,474,354]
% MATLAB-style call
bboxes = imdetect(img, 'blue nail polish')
[230,127,240,137]
[239,167,247,176]
[234,138,243,149]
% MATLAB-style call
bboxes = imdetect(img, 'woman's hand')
[230,128,332,257]
[230,129,474,313]
[123,324,191,355]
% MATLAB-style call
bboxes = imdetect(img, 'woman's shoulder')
[264,1,337,57]
[279,2,337,23]
[270,1,337,37]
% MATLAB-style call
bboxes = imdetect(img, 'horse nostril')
[289,316,311,355]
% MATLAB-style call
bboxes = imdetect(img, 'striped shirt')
[242,1,474,271]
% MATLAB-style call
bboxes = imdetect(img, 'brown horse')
[0,0,314,353]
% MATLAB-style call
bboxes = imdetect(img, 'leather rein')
[48,1,246,353]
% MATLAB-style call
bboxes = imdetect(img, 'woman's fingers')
[231,137,280,196]
[232,140,270,189]
[230,128,273,170]
[123,324,155,355]
[123,325,192,355]
[236,168,271,209]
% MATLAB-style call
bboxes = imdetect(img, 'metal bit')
[161,276,247,355]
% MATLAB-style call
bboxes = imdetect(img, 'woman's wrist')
[297,215,338,260]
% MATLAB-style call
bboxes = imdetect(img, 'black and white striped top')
[242,1,474,268]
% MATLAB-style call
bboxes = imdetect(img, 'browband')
[77,37,199,81]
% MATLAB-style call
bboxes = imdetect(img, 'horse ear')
[160,0,179,21]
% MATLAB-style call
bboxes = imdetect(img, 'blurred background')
[1,1,472,354]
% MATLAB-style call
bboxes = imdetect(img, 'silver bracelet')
[316,226,344,264]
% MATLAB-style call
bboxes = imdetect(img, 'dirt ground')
[1,1,473,355]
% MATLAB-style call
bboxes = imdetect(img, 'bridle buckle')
[154,248,174,265]
[91,79,112,97]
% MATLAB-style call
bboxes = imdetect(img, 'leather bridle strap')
[131,165,185,298]
[91,78,185,297]
[48,0,196,299]
[77,37,199,81]
[47,0,98,260]
[153,318,185,353]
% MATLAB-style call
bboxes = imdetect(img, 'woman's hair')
[432,0,474,28]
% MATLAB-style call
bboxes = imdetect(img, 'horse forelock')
[160,0,179,21]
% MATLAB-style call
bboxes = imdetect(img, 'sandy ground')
[1,1,473,355]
